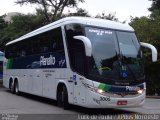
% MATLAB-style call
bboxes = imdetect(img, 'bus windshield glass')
[85,27,144,84]
[117,31,144,80]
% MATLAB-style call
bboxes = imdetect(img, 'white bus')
[3,17,157,109]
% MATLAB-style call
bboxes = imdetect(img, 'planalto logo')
[40,55,55,66]
[126,86,140,91]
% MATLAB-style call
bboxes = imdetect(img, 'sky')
[0,0,152,22]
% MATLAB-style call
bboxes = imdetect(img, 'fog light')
[137,89,143,94]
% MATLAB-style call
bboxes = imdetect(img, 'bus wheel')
[9,80,12,90]
[15,81,20,95]
[10,81,15,94]
[57,85,69,109]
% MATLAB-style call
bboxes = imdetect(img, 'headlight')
[137,89,143,94]
[97,89,105,94]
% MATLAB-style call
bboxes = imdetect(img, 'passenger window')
[5,27,65,59]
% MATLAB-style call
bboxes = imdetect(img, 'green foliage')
[149,0,160,18]
[0,12,48,51]
[130,15,160,95]
[0,16,9,50]
[66,8,90,17]
[130,0,160,95]
[0,15,8,30]
[95,12,118,22]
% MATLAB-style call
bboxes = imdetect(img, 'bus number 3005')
[100,97,110,101]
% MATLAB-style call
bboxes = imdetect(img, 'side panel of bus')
[3,26,73,101]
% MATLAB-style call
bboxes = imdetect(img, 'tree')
[130,16,160,95]
[130,17,152,43]
[0,15,8,30]
[129,0,160,94]
[0,15,8,50]
[34,8,53,25]
[148,0,160,18]
[0,12,48,51]
[66,8,90,17]
[95,12,118,22]
[15,0,85,22]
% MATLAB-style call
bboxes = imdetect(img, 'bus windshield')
[85,27,144,85]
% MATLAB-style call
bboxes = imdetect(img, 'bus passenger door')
[72,51,86,106]
[64,23,87,105]
[73,75,86,106]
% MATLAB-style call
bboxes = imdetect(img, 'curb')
[146,96,160,99]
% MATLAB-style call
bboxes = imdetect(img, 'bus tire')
[10,80,15,94]
[14,80,20,95]
[9,79,12,90]
[57,85,70,109]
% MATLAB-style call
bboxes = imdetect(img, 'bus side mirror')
[140,42,158,62]
[73,36,92,57]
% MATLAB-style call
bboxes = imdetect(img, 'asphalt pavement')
[0,84,160,120]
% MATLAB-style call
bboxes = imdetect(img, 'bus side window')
[5,27,65,58]
[34,27,64,54]
[21,50,26,57]
[6,44,18,58]
[52,28,64,53]
[52,42,57,50]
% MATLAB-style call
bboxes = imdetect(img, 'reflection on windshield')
[117,31,144,79]
[85,27,144,84]
[85,27,120,81]
[117,31,140,57]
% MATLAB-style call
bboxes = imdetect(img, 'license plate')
[117,100,127,105]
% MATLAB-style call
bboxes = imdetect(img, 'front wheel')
[57,85,70,109]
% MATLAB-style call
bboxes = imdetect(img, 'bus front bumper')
[84,90,145,108]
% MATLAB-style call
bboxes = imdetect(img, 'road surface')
[0,86,159,120]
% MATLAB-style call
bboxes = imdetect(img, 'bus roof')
[6,17,134,46]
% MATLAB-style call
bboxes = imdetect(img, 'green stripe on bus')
[98,83,111,91]
[7,59,13,69]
